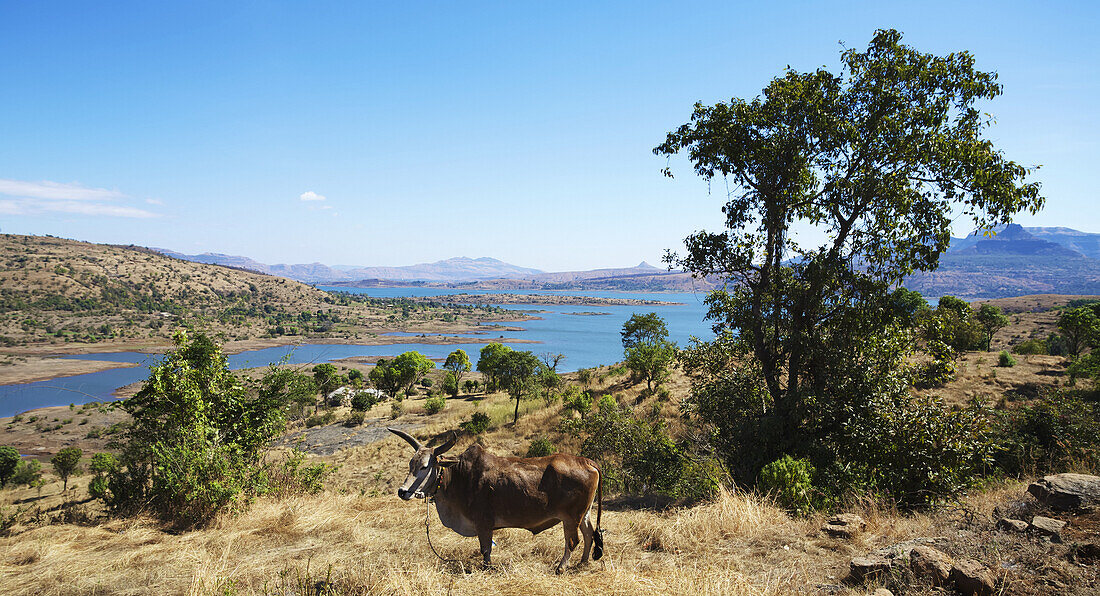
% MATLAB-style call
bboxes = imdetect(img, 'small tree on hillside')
[312,363,343,402]
[0,446,20,487]
[497,350,541,423]
[369,358,403,399]
[621,314,678,393]
[443,349,471,396]
[975,304,1010,352]
[1059,306,1100,358]
[391,351,435,396]
[477,343,512,392]
[51,447,82,491]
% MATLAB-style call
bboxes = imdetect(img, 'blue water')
[0,289,715,417]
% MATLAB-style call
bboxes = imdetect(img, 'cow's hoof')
[555,566,565,575]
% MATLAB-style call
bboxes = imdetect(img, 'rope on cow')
[425,497,466,570]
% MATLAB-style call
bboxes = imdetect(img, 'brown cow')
[389,428,604,573]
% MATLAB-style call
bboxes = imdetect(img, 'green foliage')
[50,447,82,490]
[419,378,433,388]
[998,350,1016,367]
[460,411,491,434]
[495,349,541,423]
[389,401,403,420]
[993,391,1100,475]
[976,304,1010,352]
[526,437,556,458]
[424,395,447,415]
[1058,306,1100,358]
[0,446,18,486]
[264,447,335,497]
[311,363,343,399]
[104,332,290,527]
[89,475,109,500]
[476,343,513,392]
[305,411,336,428]
[561,386,593,419]
[443,349,471,394]
[1012,338,1048,355]
[8,459,42,487]
[921,298,984,353]
[564,397,722,500]
[350,390,380,412]
[391,351,435,396]
[1068,352,1100,388]
[655,30,1040,508]
[441,371,459,397]
[89,452,117,475]
[759,455,816,515]
[344,411,365,426]
[576,368,595,389]
[369,358,402,399]
[621,313,677,392]
[462,379,478,394]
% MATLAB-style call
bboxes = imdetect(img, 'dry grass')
[1,487,873,596]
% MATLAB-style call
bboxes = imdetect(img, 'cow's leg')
[579,511,595,563]
[478,529,494,567]
[556,517,581,574]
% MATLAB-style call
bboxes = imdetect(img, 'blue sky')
[1,1,1097,271]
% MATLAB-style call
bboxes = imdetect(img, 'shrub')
[305,411,336,428]
[344,411,365,426]
[760,455,815,515]
[441,372,459,397]
[419,378,433,388]
[389,401,403,420]
[265,447,336,497]
[562,386,593,418]
[350,391,379,412]
[104,332,289,527]
[526,437,556,457]
[463,379,478,394]
[1013,338,1048,355]
[994,391,1100,475]
[460,412,491,434]
[424,396,446,415]
[0,446,18,486]
[8,459,42,487]
[998,350,1017,367]
[51,447,82,491]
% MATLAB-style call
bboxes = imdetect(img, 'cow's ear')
[434,431,458,456]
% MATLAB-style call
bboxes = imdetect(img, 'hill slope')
[0,234,519,350]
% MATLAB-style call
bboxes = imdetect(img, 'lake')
[0,288,715,417]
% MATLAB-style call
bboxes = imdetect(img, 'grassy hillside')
[0,234,522,351]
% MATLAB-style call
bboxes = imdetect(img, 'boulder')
[822,513,866,539]
[849,556,891,581]
[995,518,1029,533]
[909,545,952,586]
[1028,515,1066,542]
[1027,473,1100,511]
[949,558,996,596]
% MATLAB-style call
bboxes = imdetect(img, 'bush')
[305,411,336,428]
[994,391,1100,475]
[350,391,379,412]
[8,459,42,487]
[344,411,365,426]
[563,398,722,500]
[998,350,1017,367]
[562,386,593,418]
[0,446,18,486]
[760,455,816,515]
[424,396,446,415]
[441,372,459,397]
[526,437,556,457]
[389,401,403,420]
[51,447,82,490]
[264,447,336,497]
[104,332,290,527]
[1013,338,1048,355]
[460,412,491,434]
[419,378,433,388]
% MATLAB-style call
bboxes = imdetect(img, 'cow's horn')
[388,427,421,450]
[434,431,458,456]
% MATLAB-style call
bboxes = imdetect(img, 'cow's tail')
[593,466,604,561]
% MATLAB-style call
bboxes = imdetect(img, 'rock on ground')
[949,558,996,596]
[822,513,866,539]
[1028,473,1100,511]
[909,545,953,586]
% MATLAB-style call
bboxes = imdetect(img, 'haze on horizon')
[1,2,1097,271]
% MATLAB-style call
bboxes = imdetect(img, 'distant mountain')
[908,224,1100,298]
[949,225,1100,259]
[153,251,544,283]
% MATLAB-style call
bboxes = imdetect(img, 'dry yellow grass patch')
[1,488,866,596]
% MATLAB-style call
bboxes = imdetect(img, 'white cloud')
[299,191,326,201]
[0,177,159,218]
[145,198,164,205]
[0,178,126,201]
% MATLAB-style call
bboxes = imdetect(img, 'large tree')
[656,30,1042,498]
[443,349,472,396]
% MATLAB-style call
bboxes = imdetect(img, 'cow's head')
[388,428,457,500]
